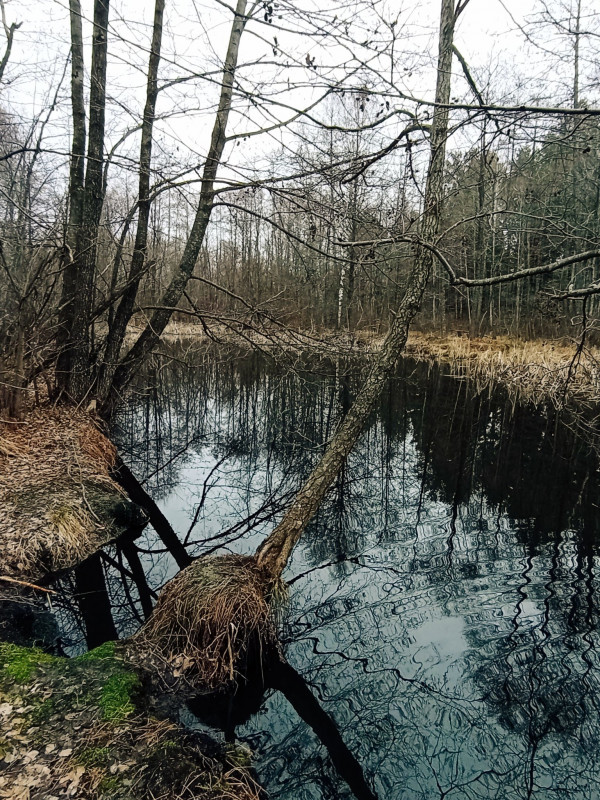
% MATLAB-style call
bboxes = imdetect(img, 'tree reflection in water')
[49,346,600,799]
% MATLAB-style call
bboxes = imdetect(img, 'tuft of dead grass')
[404,333,600,407]
[0,406,131,580]
[134,554,285,690]
[78,423,118,473]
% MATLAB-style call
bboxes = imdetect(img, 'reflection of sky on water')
[51,352,600,799]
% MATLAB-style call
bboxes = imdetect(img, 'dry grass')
[0,406,125,580]
[134,554,285,690]
[0,406,118,494]
[404,333,600,407]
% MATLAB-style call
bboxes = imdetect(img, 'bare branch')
[0,1,21,85]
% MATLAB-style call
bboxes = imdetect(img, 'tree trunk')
[105,0,248,410]
[97,0,165,403]
[573,0,581,109]
[66,0,86,249]
[58,0,110,400]
[56,0,86,383]
[256,0,458,577]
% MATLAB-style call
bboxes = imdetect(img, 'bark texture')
[105,0,249,409]
[56,0,86,382]
[58,0,110,400]
[97,0,165,403]
[256,0,457,577]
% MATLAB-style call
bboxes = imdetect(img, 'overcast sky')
[4,0,580,115]
[2,0,597,189]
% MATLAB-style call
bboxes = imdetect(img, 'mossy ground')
[0,641,262,799]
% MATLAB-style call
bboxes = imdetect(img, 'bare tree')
[96,0,166,402]
[0,0,20,86]
[256,0,461,575]
[57,0,111,399]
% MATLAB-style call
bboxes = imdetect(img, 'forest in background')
[1,0,600,416]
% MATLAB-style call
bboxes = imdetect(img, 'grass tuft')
[135,553,284,689]
[98,775,120,796]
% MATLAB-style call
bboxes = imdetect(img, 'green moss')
[98,775,120,796]
[0,641,143,726]
[99,672,140,722]
[78,745,111,768]
[29,697,55,726]
[0,642,55,684]
[75,642,143,723]
[76,641,117,662]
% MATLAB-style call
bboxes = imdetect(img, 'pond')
[53,345,600,799]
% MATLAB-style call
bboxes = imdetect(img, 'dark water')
[52,347,600,799]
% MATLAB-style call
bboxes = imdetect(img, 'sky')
[2,0,572,122]
[1,0,597,198]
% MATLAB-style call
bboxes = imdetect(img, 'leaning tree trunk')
[96,0,165,404]
[103,0,249,413]
[256,0,458,577]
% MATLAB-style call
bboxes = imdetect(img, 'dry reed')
[405,334,600,407]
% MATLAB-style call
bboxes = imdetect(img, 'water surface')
[54,347,600,799]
